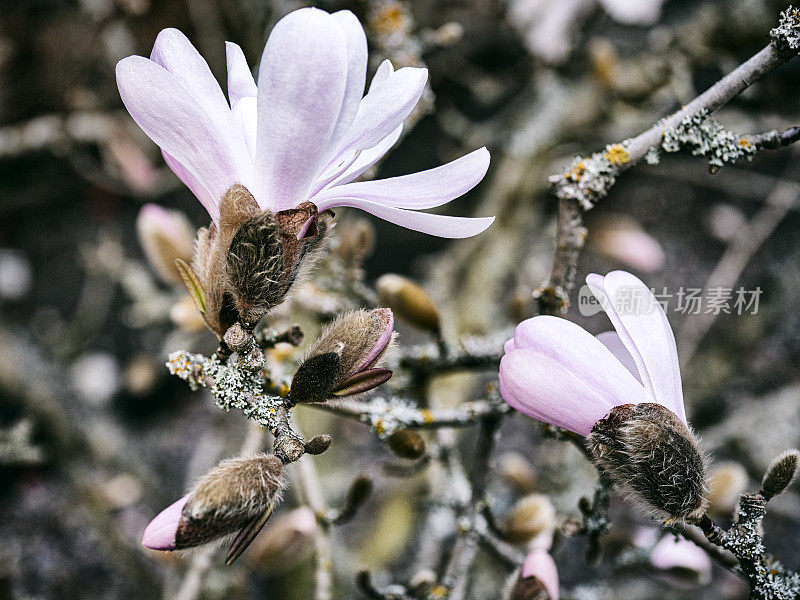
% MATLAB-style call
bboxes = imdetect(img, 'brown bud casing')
[587,403,708,522]
[508,576,551,600]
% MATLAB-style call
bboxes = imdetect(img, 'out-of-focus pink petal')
[595,330,642,384]
[521,549,559,600]
[313,147,490,212]
[142,494,189,551]
[255,8,349,212]
[327,11,368,154]
[117,57,246,205]
[330,66,427,160]
[586,271,685,423]
[161,151,218,221]
[369,60,394,93]
[510,316,648,415]
[225,41,257,104]
[504,338,516,354]
[323,125,403,189]
[650,535,712,583]
[232,96,257,161]
[499,349,620,436]
[315,197,494,238]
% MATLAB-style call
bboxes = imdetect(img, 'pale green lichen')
[770,5,800,54]
[551,144,628,209]
[660,109,756,171]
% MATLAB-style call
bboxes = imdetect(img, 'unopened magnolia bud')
[333,218,375,266]
[141,453,283,553]
[761,449,800,500]
[289,309,394,404]
[509,549,559,600]
[504,494,556,545]
[305,434,333,455]
[376,274,440,335]
[587,403,708,522]
[136,204,195,286]
[707,462,748,515]
[499,452,537,494]
[386,429,426,459]
[246,507,318,573]
[649,534,712,585]
[590,216,665,273]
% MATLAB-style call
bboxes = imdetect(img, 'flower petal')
[331,66,427,160]
[232,96,257,161]
[117,56,246,204]
[313,147,490,212]
[317,197,494,238]
[226,41,257,104]
[595,331,642,384]
[142,494,189,551]
[327,11,368,153]
[521,549,559,600]
[255,8,349,212]
[369,59,394,93]
[161,150,219,221]
[586,271,686,423]
[511,315,648,411]
[499,348,618,436]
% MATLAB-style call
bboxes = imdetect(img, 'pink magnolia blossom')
[115,8,493,238]
[499,270,686,435]
[141,494,189,550]
[521,548,559,600]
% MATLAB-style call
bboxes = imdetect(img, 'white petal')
[161,150,218,221]
[369,59,394,93]
[225,41,257,104]
[325,126,403,188]
[232,96,257,161]
[586,271,686,423]
[117,56,246,205]
[313,147,490,212]
[595,331,642,384]
[327,11,368,153]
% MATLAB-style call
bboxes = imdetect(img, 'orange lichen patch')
[603,144,630,165]
[566,161,586,182]
[420,408,434,424]
[371,3,407,35]
[738,138,753,149]
[374,418,386,435]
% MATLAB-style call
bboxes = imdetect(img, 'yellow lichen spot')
[420,408,434,424]
[371,3,407,35]
[279,383,290,397]
[603,144,630,165]
[738,138,752,149]
[566,161,585,182]
[430,585,449,598]
[374,419,386,435]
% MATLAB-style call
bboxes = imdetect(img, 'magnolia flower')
[509,548,559,600]
[500,271,708,521]
[116,8,493,239]
[649,534,712,584]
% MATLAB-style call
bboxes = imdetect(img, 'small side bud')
[305,434,333,455]
[707,462,748,515]
[376,274,441,335]
[386,429,426,460]
[587,403,708,522]
[509,549,559,600]
[289,309,394,404]
[141,453,284,555]
[761,449,800,500]
[503,494,556,545]
[223,322,251,353]
[136,204,195,286]
[499,452,537,494]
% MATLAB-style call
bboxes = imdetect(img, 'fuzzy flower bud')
[761,449,800,500]
[508,549,559,600]
[136,203,195,286]
[376,274,441,335]
[141,453,284,558]
[504,494,556,545]
[289,308,394,405]
[246,507,318,573]
[588,403,707,522]
[385,429,426,459]
[707,462,749,516]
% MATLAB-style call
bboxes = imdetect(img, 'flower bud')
[761,449,799,500]
[503,494,556,545]
[649,534,712,585]
[499,452,537,494]
[136,204,195,286]
[333,218,375,266]
[141,453,284,556]
[386,429,426,460]
[707,462,748,515]
[509,549,559,600]
[376,274,440,335]
[289,309,394,404]
[587,403,708,522]
[304,434,333,455]
[245,507,318,573]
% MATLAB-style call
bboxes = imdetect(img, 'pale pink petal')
[499,349,621,436]
[313,147,490,212]
[521,549,559,600]
[323,125,403,189]
[650,535,712,582]
[316,197,494,238]
[255,8,349,212]
[231,96,257,161]
[354,310,394,372]
[511,316,648,414]
[330,66,427,160]
[117,56,244,205]
[161,151,218,221]
[369,60,394,93]
[225,41,257,104]
[504,338,516,354]
[595,331,642,384]
[586,271,686,423]
[142,494,189,550]
[327,11,368,154]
